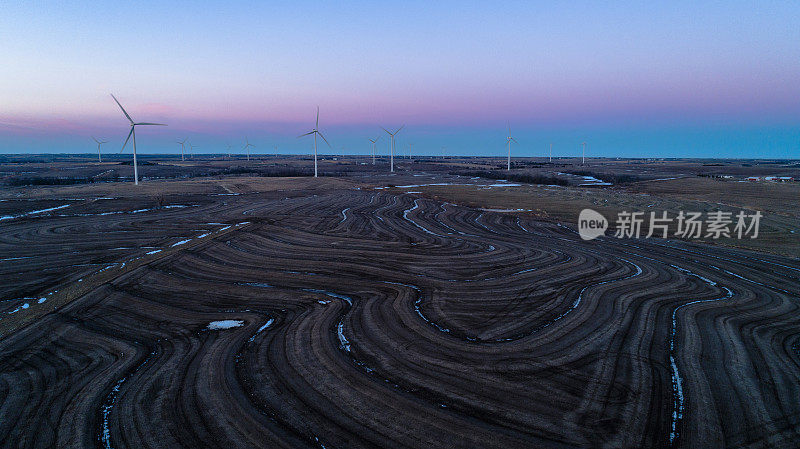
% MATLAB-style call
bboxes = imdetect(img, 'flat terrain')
[1,156,799,448]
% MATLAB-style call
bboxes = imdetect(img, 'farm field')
[1,157,799,448]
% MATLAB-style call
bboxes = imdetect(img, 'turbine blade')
[381,127,391,135]
[298,130,315,138]
[507,121,511,136]
[317,131,331,148]
[135,122,167,126]
[120,127,134,153]
[92,136,99,143]
[396,125,405,134]
[110,94,134,124]
[512,138,519,143]
[316,106,320,129]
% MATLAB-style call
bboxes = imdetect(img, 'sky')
[1,1,798,158]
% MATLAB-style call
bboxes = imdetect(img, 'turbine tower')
[581,141,586,165]
[111,94,166,185]
[298,107,330,177]
[506,123,518,171]
[92,137,107,163]
[243,138,254,161]
[177,139,187,161]
[369,136,380,165]
[549,143,552,163]
[382,125,404,172]
[226,144,232,158]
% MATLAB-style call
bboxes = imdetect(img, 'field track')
[1,188,799,448]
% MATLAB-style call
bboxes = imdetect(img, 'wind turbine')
[188,142,197,159]
[243,138,254,161]
[549,143,552,163]
[298,107,330,177]
[408,143,414,159]
[368,137,380,165]
[177,138,187,161]
[382,125,404,172]
[581,141,586,165]
[92,137,107,163]
[506,123,518,171]
[226,144,232,158]
[111,94,166,185]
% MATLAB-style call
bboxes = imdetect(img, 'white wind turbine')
[369,136,380,165]
[226,144,232,158]
[549,143,553,163]
[298,107,330,177]
[581,141,586,165]
[111,94,167,185]
[505,123,518,171]
[92,137,107,163]
[382,125,404,172]
[188,142,197,159]
[177,138,187,161]
[243,138,254,161]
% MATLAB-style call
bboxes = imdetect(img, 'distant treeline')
[452,170,570,186]
[5,166,341,186]
[207,166,340,178]
[7,176,124,186]
[568,170,641,184]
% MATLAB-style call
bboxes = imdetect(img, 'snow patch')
[206,320,245,330]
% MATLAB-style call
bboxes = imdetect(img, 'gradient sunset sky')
[1,1,798,157]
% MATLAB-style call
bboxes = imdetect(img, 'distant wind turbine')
[243,138,254,161]
[177,138,187,161]
[298,107,330,177]
[226,144,232,158]
[549,143,552,163]
[188,142,197,159]
[581,141,586,165]
[111,94,166,185]
[382,125,404,172]
[92,137,107,163]
[506,123,518,171]
[368,137,380,165]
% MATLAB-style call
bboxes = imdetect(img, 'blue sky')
[1,1,798,157]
